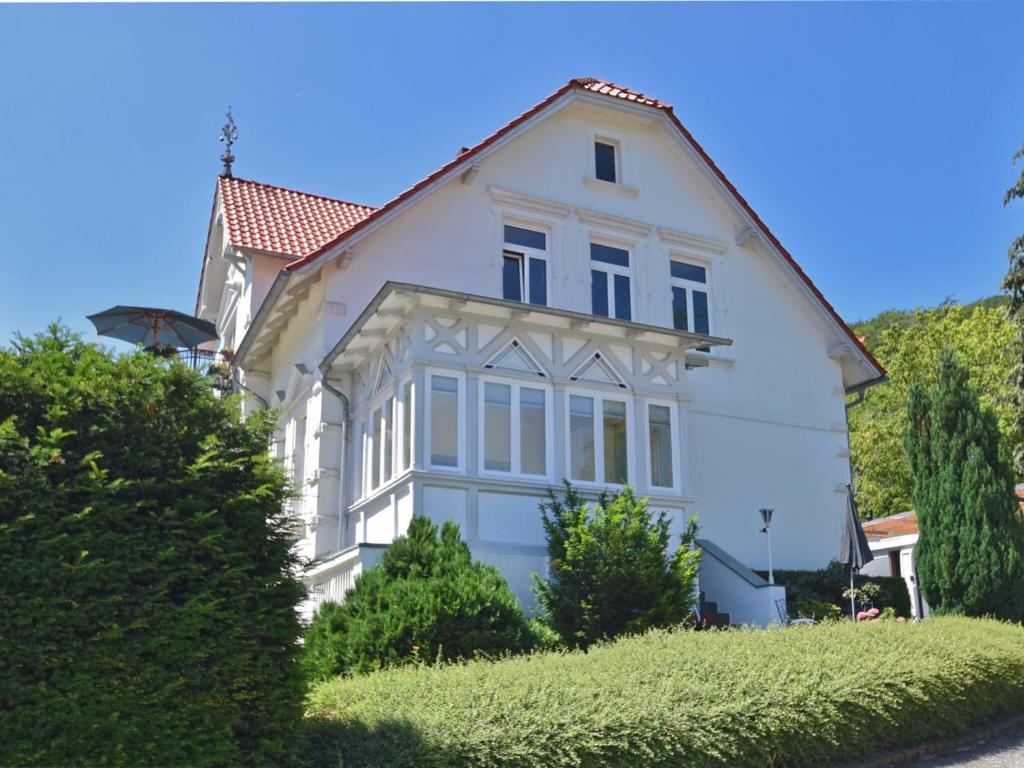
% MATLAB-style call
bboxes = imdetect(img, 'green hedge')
[306,617,1024,768]
[761,561,912,618]
[0,328,306,767]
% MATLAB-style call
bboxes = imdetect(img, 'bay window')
[428,373,462,469]
[647,403,675,489]
[568,392,630,485]
[591,242,631,321]
[481,379,549,477]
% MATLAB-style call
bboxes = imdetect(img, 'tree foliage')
[0,326,306,767]
[1003,141,1024,475]
[303,516,532,680]
[905,349,1024,620]
[532,483,700,650]
[849,302,1014,519]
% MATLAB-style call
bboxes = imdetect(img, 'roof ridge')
[220,175,376,211]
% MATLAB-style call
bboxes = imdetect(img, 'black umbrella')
[838,484,875,617]
[87,306,218,349]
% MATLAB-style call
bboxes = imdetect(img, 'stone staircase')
[698,591,731,628]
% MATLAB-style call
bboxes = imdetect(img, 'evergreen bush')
[0,327,305,767]
[532,482,700,650]
[302,516,531,680]
[905,349,1024,620]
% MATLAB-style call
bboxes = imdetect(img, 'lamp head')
[759,508,775,528]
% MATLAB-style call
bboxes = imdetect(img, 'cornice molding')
[576,207,652,237]
[657,226,728,258]
[488,186,572,219]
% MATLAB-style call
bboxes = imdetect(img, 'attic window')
[595,141,618,183]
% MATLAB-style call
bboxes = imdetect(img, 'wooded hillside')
[848,296,1014,520]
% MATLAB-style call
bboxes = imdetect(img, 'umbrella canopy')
[87,306,218,349]
[839,484,874,618]
[838,485,875,570]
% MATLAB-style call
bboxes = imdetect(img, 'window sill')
[583,177,639,198]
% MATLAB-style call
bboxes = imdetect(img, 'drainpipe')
[318,364,351,553]
[232,368,269,409]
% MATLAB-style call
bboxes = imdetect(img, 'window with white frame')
[502,224,548,306]
[594,139,618,183]
[401,380,413,471]
[481,379,548,477]
[567,392,630,485]
[670,259,711,335]
[647,403,676,490]
[428,372,462,469]
[590,242,632,321]
[363,397,397,493]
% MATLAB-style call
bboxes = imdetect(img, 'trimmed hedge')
[761,561,913,618]
[0,328,306,767]
[306,617,1024,768]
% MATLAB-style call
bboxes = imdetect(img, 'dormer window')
[594,140,618,183]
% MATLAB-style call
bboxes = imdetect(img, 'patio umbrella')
[87,306,218,349]
[838,484,875,618]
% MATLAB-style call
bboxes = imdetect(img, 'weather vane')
[219,106,238,178]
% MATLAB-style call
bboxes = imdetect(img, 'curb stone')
[836,710,1024,768]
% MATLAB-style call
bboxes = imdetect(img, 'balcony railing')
[146,346,232,391]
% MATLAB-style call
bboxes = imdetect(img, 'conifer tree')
[905,349,1024,620]
[1003,141,1024,475]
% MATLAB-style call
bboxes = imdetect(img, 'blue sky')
[1,2,1022,343]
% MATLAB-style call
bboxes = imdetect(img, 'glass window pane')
[430,376,459,467]
[671,261,707,283]
[569,395,595,482]
[613,274,631,321]
[528,257,547,306]
[504,225,547,250]
[520,388,546,475]
[591,270,609,317]
[402,382,412,470]
[672,286,688,331]
[693,291,710,335]
[502,254,523,302]
[595,141,617,183]
[603,400,628,485]
[371,407,382,488]
[383,397,394,481]
[649,405,673,488]
[590,242,630,267]
[484,383,512,472]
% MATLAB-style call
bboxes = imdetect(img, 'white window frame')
[669,256,713,337]
[501,219,550,306]
[644,398,681,494]
[477,375,553,481]
[590,237,634,322]
[586,126,627,185]
[425,368,466,473]
[564,387,635,489]
[361,392,395,495]
[399,378,414,472]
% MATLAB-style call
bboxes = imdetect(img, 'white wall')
[246,94,859,583]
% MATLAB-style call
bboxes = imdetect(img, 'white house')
[860,512,927,620]
[195,78,885,625]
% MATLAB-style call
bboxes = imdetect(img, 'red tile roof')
[862,512,918,541]
[217,176,375,258]
[275,77,883,381]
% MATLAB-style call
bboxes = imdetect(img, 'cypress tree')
[1002,140,1024,474]
[905,349,1024,620]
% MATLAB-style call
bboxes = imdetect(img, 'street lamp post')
[760,508,775,585]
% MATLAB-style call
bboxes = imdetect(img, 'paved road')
[913,726,1024,767]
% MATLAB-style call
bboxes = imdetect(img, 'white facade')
[196,80,883,625]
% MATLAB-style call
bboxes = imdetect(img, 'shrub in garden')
[306,617,1024,768]
[532,482,700,650]
[302,516,532,680]
[0,327,305,767]
[766,561,911,618]
[906,349,1024,620]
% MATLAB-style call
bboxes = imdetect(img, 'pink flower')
[856,611,869,621]
[866,608,880,618]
